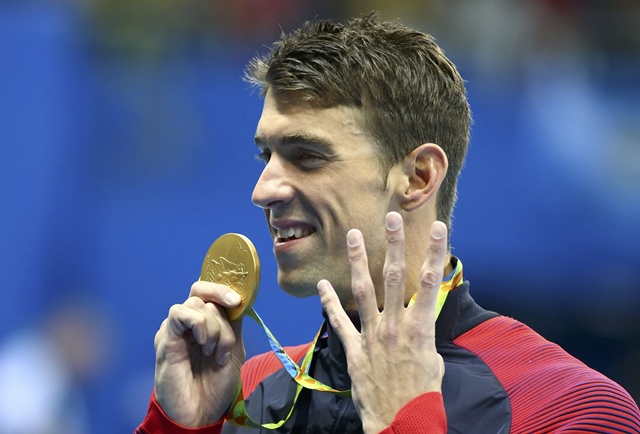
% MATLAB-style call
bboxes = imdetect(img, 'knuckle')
[192,312,206,329]
[380,326,399,345]
[348,249,366,264]
[384,264,405,286]
[215,327,234,348]
[427,241,445,257]
[167,303,183,318]
[190,281,200,292]
[154,329,163,350]
[386,231,403,246]
[189,281,205,296]
[420,269,441,288]
[352,282,370,304]
[327,313,343,332]
[183,296,204,309]
[407,320,428,342]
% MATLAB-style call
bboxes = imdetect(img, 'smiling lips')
[275,225,316,242]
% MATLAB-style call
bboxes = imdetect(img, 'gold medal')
[200,233,260,321]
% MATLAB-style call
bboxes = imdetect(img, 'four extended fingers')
[347,213,448,325]
[321,214,449,345]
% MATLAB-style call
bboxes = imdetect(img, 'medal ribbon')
[224,258,464,429]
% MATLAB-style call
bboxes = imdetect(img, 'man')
[136,13,640,433]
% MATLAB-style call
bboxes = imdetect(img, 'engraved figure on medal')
[205,245,250,289]
[200,234,260,321]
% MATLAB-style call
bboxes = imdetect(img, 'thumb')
[318,279,359,354]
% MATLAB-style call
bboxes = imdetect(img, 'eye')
[255,148,271,164]
[298,152,321,161]
[296,151,325,168]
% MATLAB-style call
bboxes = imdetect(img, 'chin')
[277,273,320,299]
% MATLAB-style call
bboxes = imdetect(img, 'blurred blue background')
[0,0,638,432]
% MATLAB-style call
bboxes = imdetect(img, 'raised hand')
[318,212,447,433]
[153,281,246,428]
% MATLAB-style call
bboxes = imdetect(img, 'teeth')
[275,226,312,240]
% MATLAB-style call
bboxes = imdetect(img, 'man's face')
[251,90,402,309]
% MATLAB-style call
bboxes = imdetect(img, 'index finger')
[154,318,168,351]
[412,221,448,322]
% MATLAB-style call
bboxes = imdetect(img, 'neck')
[341,253,455,313]
[443,252,454,277]
[342,253,453,312]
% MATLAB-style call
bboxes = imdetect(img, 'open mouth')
[275,226,316,242]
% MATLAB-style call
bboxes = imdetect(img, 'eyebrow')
[254,133,335,153]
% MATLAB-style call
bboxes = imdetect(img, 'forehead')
[255,90,374,153]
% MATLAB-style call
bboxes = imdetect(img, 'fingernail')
[431,221,446,240]
[386,212,401,231]
[204,342,216,356]
[346,229,361,247]
[217,351,231,366]
[317,279,331,296]
[224,291,241,305]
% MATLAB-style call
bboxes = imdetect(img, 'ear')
[398,143,448,212]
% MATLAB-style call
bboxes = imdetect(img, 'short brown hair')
[246,12,471,233]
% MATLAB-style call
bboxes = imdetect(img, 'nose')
[251,156,295,210]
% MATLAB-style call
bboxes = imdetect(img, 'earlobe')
[400,143,448,211]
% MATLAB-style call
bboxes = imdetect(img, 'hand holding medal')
[152,234,251,428]
[198,234,351,429]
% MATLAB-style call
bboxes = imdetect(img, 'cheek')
[314,172,388,238]
[337,173,382,204]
